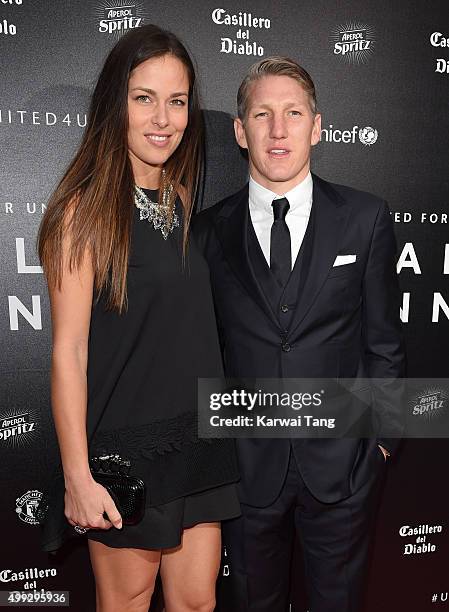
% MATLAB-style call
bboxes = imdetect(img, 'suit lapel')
[247,219,283,316]
[214,184,280,329]
[289,174,350,338]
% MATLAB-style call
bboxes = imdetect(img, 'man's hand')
[378,444,390,461]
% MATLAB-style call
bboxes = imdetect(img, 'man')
[194,57,405,611]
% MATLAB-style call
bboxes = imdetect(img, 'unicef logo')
[358,126,378,146]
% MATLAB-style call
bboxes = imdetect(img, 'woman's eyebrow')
[130,87,188,97]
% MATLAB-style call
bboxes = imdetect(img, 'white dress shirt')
[249,172,313,270]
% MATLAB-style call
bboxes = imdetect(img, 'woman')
[38,24,240,612]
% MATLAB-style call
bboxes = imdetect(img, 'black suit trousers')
[219,446,386,612]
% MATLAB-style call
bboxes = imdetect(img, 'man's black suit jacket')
[194,174,405,507]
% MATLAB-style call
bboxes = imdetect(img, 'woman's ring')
[74,525,89,534]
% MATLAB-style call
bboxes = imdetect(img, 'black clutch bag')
[36,454,146,529]
[89,454,146,525]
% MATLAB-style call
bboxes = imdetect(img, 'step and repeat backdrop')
[1,0,448,610]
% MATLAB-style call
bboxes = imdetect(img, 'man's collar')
[249,172,313,214]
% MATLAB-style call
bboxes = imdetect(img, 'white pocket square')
[333,254,356,267]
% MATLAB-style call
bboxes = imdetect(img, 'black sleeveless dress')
[41,190,240,552]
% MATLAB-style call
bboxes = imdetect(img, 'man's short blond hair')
[237,56,317,120]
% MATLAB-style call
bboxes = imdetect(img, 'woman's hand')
[64,475,123,531]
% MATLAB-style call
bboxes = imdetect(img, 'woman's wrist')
[64,467,93,489]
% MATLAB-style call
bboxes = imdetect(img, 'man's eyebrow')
[129,87,188,97]
[250,100,308,108]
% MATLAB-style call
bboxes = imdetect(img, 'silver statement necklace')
[134,176,179,240]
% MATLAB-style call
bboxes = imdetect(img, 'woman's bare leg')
[160,522,221,612]
[88,540,161,612]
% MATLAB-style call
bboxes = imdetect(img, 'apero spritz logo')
[0,410,38,448]
[331,22,375,65]
[94,1,147,37]
[411,387,448,421]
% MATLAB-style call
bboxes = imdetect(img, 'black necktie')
[270,197,291,287]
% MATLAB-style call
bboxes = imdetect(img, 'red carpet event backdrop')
[1,0,448,610]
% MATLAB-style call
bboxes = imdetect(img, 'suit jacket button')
[282,342,291,352]
[281,304,289,313]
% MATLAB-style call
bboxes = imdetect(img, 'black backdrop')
[1,1,448,610]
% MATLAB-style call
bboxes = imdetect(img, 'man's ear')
[311,113,322,147]
[234,117,248,150]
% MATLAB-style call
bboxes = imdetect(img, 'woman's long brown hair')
[38,24,203,311]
